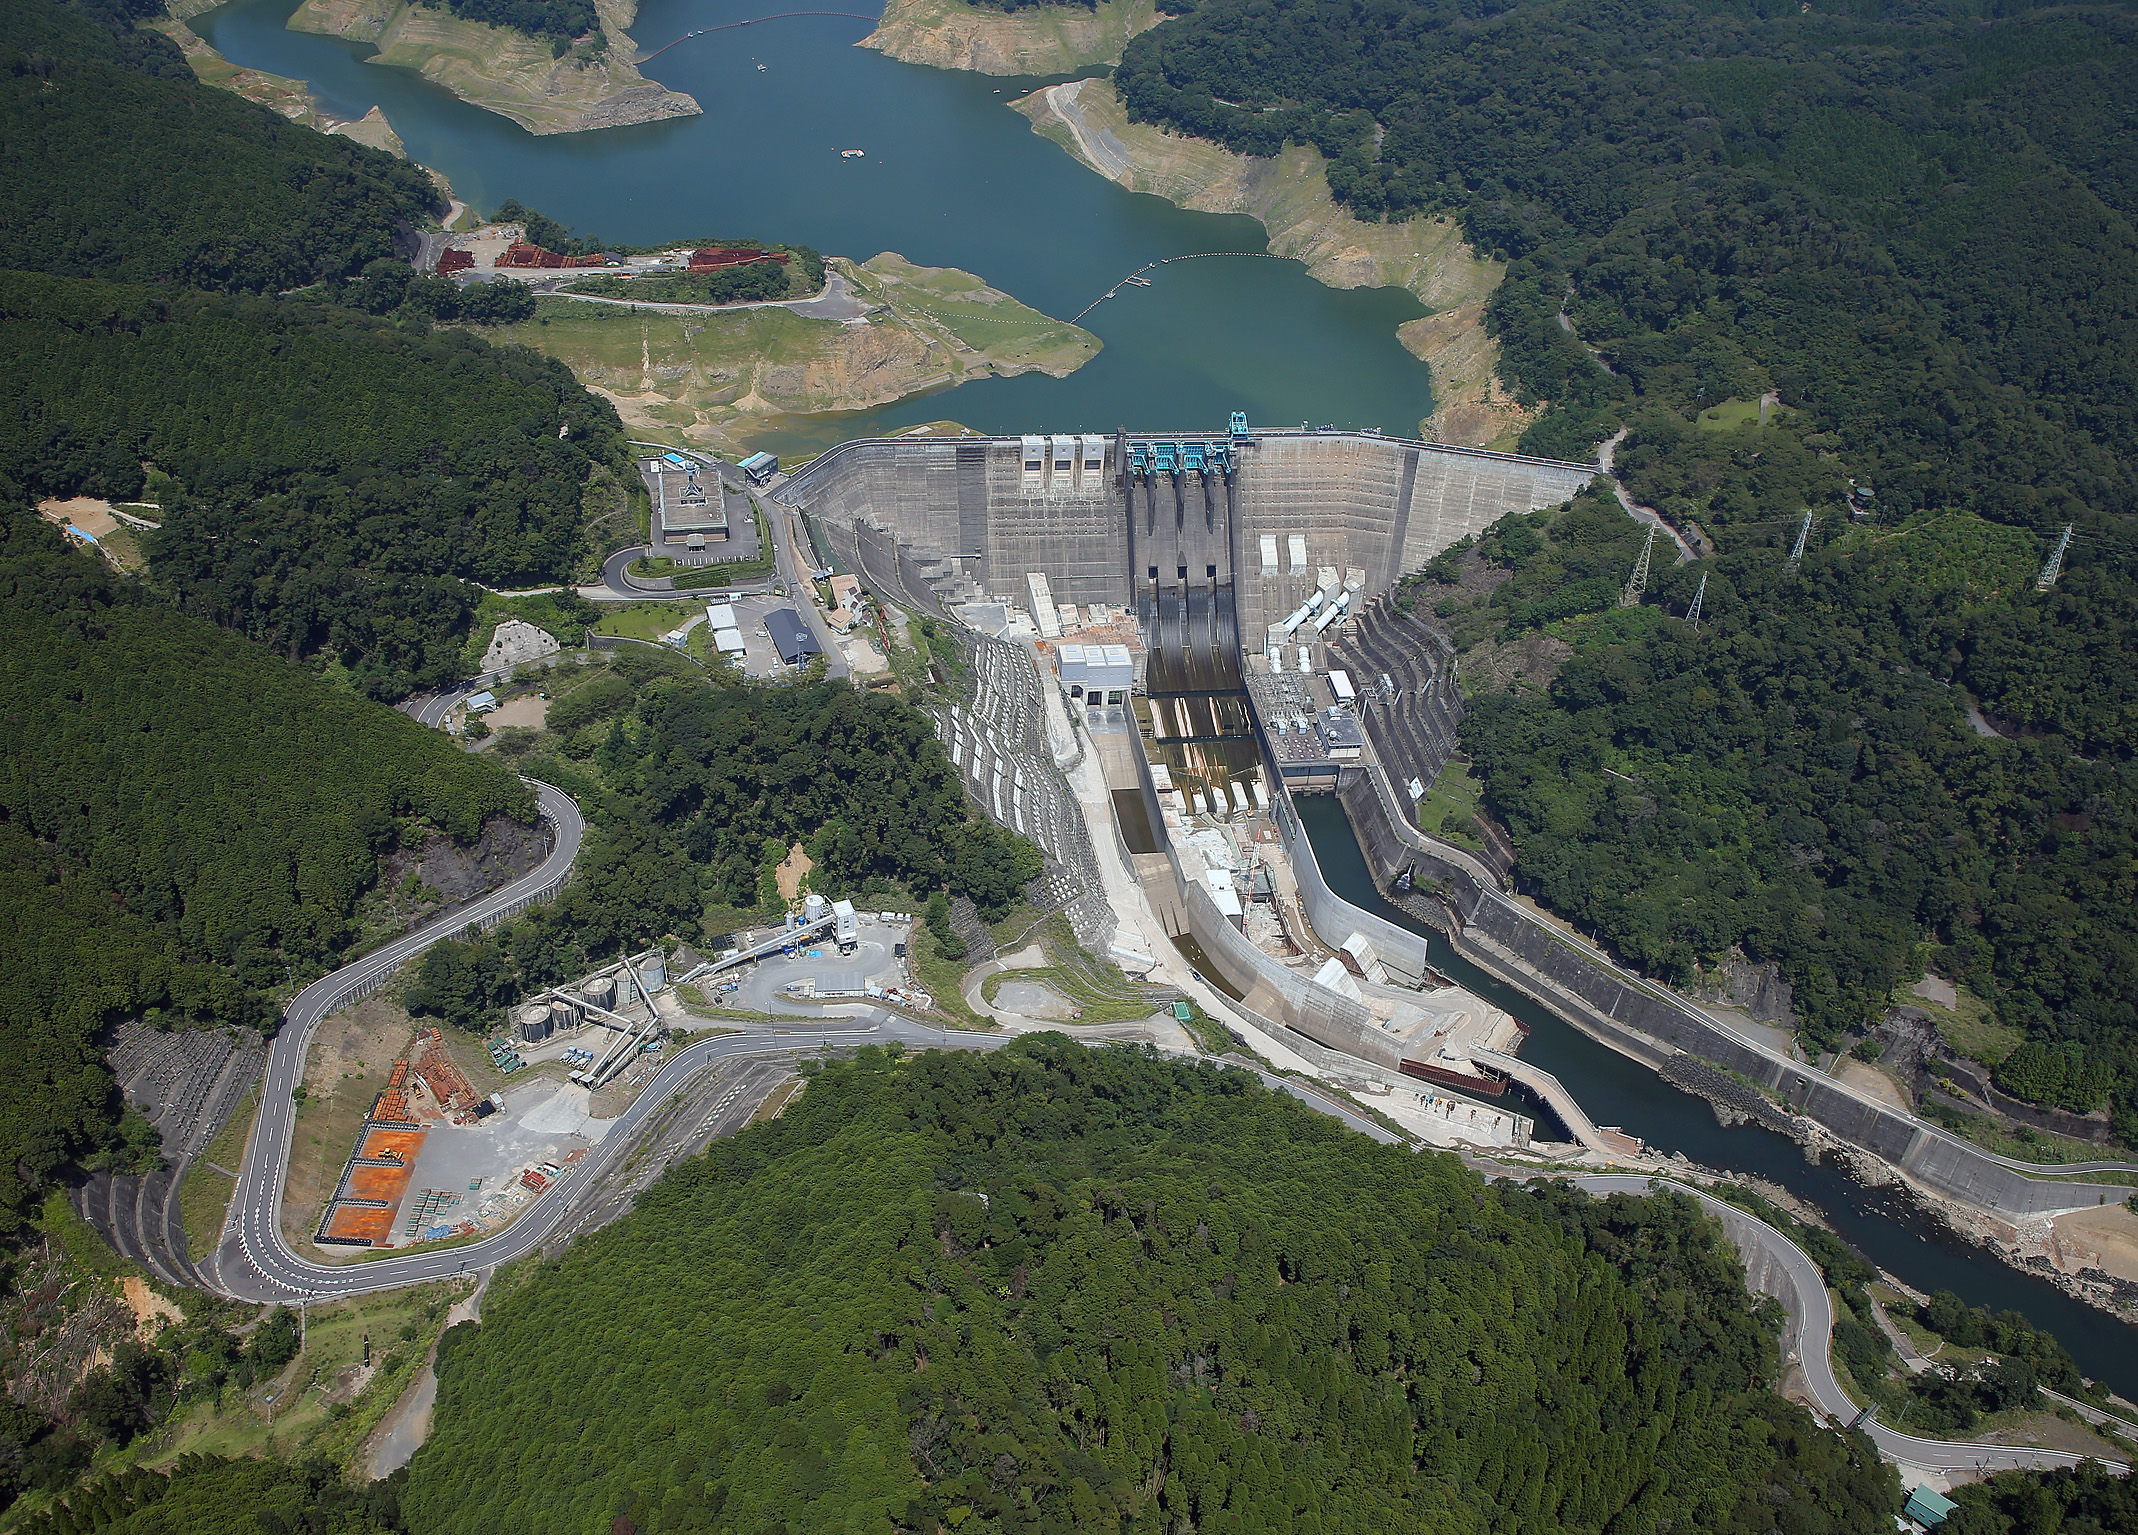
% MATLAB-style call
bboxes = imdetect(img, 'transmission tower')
[1620,522,1658,608]
[2036,523,2074,591]
[1786,509,1814,568]
[1686,571,1708,632]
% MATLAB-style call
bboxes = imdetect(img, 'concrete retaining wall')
[1332,767,2132,1217]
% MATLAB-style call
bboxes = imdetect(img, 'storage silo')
[638,951,667,990]
[518,1004,553,1044]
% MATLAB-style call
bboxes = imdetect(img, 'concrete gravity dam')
[779,421,1599,1138]
[777,418,2138,1222]
[778,423,1596,642]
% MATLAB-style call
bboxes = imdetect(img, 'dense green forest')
[1423,497,2138,1122]
[1947,1464,2138,1535]
[0,0,439,293]
[0,514,530,1236]
[403,1039,1896,1532]
[17,1453,405,1535]
[1116,0,2137,536]
[427,0,595,46]
[404,649,1042,1030]
[3,268,624,695]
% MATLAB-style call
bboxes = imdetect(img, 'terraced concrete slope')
[1014,77,1529,448]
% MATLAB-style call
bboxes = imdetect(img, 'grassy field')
[593,601,698,642]
[178,1084,259,1263]
[908,920,987,1028]
[1904,977,2028,1066]
[979,914,1181,1025]
[1695,397,1793,432]
[1415,756,1487,848]
[495,255,1095,450]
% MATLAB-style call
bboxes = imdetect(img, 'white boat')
[841,149,864,159]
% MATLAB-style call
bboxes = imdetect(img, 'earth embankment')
[1014,77,1532,448]
[860,0,1160,75]
[287,0,699,134]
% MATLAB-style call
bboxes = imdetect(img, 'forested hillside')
[1116,0,2138,539]
[403,1039,1896,1533]
[0,513,531,1237]
[3,269,624,696]
[1421,498,2138,1125]
[0,0,438,292]
[402,652,1042,1029]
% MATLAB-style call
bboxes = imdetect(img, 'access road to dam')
[188,771,2105,1479]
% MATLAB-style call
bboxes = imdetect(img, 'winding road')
[208,778,584,1300]
[189,772,2108,1478]
[1567,1174,2128,1476]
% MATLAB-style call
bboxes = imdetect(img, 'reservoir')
[194,0,1439,451]
[1294,794,2138,1400]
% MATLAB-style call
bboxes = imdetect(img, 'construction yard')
[291,997,626,1257]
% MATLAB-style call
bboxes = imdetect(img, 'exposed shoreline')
[283,0,698,135]
[1012,78,1531,449]
[859,0,1160,76]
[498,252,1101,453]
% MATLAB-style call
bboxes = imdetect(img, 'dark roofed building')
[766,608,822,667]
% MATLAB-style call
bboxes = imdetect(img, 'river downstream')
[1295,795,2138,1400]
[195,0,1438,451]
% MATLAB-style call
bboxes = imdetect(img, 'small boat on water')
[840,149,865,159]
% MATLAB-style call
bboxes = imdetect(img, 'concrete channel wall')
[1332,766,2132,1218]
[776,431,1595,636]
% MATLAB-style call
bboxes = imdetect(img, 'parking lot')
[702,914,916,1013]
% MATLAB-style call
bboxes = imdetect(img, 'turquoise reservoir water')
[194,0,1438,450]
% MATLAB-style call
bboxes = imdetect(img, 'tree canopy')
[1116,0,2137,541]
[0,0,440,293]
[404,1038,1898,1533]
[1429,498,2138,1126]
[1,268,625,696]
[0,514,530,1235]
[404,660,1044,1031]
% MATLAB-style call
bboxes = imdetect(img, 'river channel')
[195,0,1438,452]
[1294,795,2138,1400]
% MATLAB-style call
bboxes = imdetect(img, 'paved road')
[209,778,585,1300]
[544,271,869,322]
[1566,1174,2126,1476]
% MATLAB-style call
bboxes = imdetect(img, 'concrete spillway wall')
[777,431,1596,627]
[1333,765,2133,1218]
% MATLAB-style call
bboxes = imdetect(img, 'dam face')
[778,428,1597,634]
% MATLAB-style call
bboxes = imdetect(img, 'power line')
[636,11,878,62]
